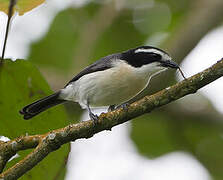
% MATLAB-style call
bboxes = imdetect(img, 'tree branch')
[0,58,223,179]
[0,135,40,173]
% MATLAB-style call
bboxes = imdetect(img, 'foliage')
[0,60,70,179]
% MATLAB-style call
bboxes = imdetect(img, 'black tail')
[19,92,66,120]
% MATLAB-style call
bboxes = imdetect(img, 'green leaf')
[0,59,70,179]
[0,59,69,137]
[0,0,45,15]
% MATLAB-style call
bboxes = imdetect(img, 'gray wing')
[65,53,121,87]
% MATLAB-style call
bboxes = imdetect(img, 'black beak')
[160,59,187,80]
[160,60,179,69]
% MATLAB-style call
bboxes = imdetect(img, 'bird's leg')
[87,101,99,122]
[116,103,130,111]
[108,105,116,112]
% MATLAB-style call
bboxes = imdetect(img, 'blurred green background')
[1,0,223,179]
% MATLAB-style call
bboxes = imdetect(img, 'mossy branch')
[0,58,223,180]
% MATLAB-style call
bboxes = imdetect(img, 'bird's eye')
[134,52,162,66]
[121,50,163,67]
[141,53,162,62]
[134,52,161,60]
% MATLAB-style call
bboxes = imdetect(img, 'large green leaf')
[0,59,69,136]
[0,59,70,180]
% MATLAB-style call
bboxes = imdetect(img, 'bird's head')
[120,46,178,75]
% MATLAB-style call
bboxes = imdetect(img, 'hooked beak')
[160,60,179,69]
[160,59,187,80]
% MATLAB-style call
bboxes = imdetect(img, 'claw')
[86,100,99,123]
[89,112,99,122]
[116,103,130,111]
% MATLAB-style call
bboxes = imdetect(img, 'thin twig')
[0,58,223,180]
[0,0,17,65]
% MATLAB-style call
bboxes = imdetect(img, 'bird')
[20,46,179,121]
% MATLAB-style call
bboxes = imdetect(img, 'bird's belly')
[75,67,148,107]
[89,78,146,107]
[62,65,149,109]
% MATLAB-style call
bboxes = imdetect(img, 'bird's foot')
[89,112,99,123]
[86,100,99,124]
[116,103,130,111]
[108,105,116,112]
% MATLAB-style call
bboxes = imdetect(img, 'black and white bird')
[20,46,179,121]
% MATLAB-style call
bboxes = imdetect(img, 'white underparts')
[60,60,167,109]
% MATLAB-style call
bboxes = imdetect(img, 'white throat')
[134,62,167,78]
